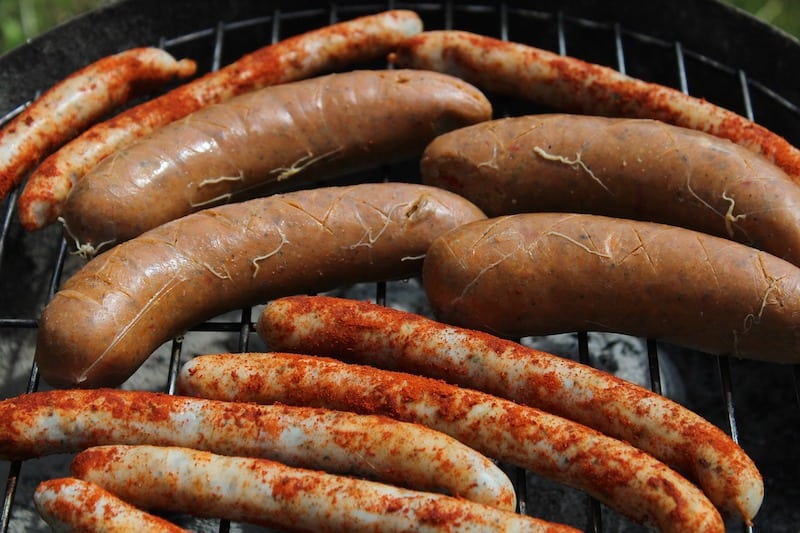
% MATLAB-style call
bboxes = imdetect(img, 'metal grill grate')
[1,2,800,531]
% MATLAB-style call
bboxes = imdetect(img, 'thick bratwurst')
[422,212,800,364]
[61,69,491,249]
[421,114,800,266]
[35,183,485,388]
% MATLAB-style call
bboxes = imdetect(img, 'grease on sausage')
[61,69,491,247]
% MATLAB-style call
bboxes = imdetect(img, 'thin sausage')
[0,389,514,510]
[18,9,422,231]
[256,295,764,524]
[35,182,485,388]
[421,114,800,266]
[60,69,491,247]
[391,30,800,182]
[0,47,196,204]
[178,352,725,533]
[423,212,800,364]
[34,477,188,533]
[71,445,579,532]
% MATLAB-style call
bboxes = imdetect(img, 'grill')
[1,1,800,531]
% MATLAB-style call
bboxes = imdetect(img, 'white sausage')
[71,445,580,533]
[0,389,514,511]
[34,477,188,533]
[178,352,725,533]
[256,295,764,525]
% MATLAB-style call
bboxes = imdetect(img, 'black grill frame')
[1,1,799,531]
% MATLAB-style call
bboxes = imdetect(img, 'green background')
[0,0,798,54]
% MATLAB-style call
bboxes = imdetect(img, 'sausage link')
[34,477,188,533]
[71,445,579,532]
[60,69,491,247]
[392,30,800,183]
[18,10,422,231]
[0,389,514,510]
[256,295,764,525]
[0,47,196,204]
[35,182,485,388]
[178,352,725,533]
[421,114,800,266]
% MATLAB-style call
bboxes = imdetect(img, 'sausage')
[422,212,800,364]
[71,445,579,532]
[35,182,485,388]
[34,477,188,533]
[17,9,423,232]
[0,389,514,510]
[60,69,492,247]
[256,295,764,525]
[421,114,800,266]
[391,30,800,183]
[178,352,725,533]
[0,47,196,204]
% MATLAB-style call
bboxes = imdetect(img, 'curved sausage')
[392,30,800,182]
[34,477,188,533]
[0,389,514,510]
[61,69,491,247]
[421,114,800,266]
[18,9,423,231]
[178,352,725,533]
[71,445,578,532]
[0,47,196,204]
[422,212,800,364]
[256,295,764,525]
[35,182,486,388]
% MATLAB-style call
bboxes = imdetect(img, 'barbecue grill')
[1,1,799,531]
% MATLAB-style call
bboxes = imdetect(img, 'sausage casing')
[0,389,514,510]
[256,295,764,524]
[71,445,578,532]
[178,352,725,533]
[61,69,491,246]
[36,183,484,388]
[421,114,800,266]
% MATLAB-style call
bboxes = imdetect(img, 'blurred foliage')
[0,0,798,55]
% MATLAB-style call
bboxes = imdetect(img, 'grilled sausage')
[0,389,514,510]
[34,477,188,533]
[421,114,800,266]
[71,445,579,532]
[423,212,800,364]
[0,47,196,204]
[392,30,800,183]
[60,69,491,247]
[35,182,485,388]
[256,295,764,524]
[18,9,422,231]
[178,352,725,533]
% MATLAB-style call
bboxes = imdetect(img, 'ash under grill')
[1,1,799,532]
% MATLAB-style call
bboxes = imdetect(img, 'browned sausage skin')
[421,114,800,266]
[256,295,764,524]
[60,69,491,248]
[392,30,800,182]
[0,47,196,203]
[35,183,485,388]
[178,352,726,533]
[18,9,423,231]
